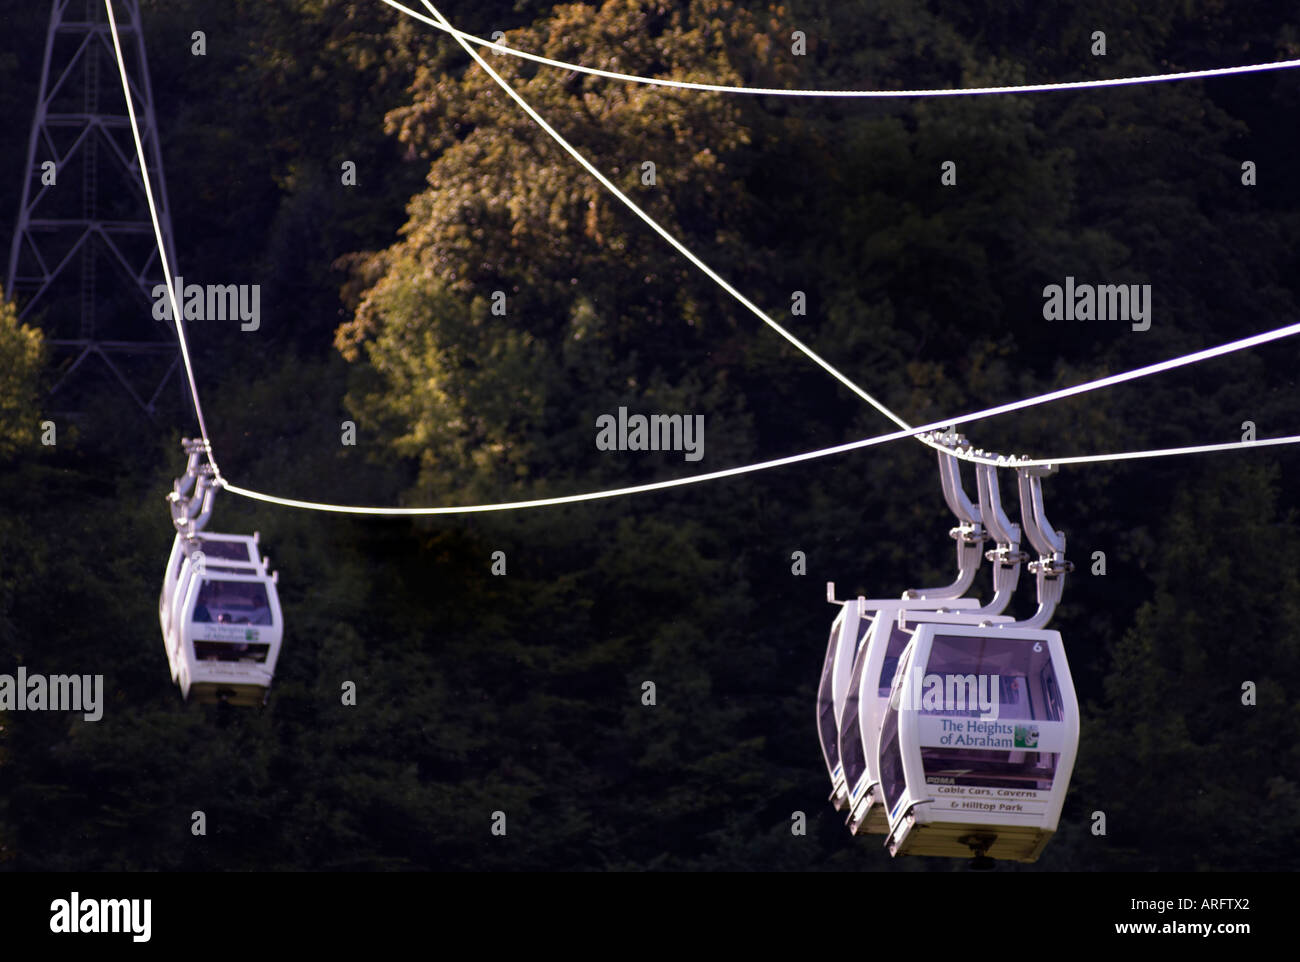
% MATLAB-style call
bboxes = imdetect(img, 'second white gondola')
[844,458,1033,834]
[819,441,992,809]
[840,608,1015,834]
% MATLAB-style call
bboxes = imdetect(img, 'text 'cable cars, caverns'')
[159,439,283,707]
[816,432,1080,865]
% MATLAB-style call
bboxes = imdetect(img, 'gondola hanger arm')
[972,462,1028,617]
[905,436,987,601]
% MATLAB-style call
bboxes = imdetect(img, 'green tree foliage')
[338,0,798,501]
[0,299,44,460]
[0,295,42,864]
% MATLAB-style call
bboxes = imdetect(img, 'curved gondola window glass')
[876,623,911,697]
[192,580,272,625]
[839,650,871,789]
[920,635,1063,790]
[196,538,255,562]
[817,622,840,765]
[878,706,905,812]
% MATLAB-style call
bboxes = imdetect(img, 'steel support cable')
[211,2,1300,515]
[104,0,220,475]
[108,0,1300,518]
[379,0,1300,99]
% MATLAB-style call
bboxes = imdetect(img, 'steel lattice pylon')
[5,0,181,417]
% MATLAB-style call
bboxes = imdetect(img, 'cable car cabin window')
[877,623,911,697]
[196,538,255,563]
[919,635,1063,791]
[839,649,871,790]
[852,613,873,647]
[192,580,272,626]
[193,640,271,663]
[816,620,837,700]
[1042,663,1063,721]
[817,620,839,764]
[819,696,839,769]
[878,706,905,813]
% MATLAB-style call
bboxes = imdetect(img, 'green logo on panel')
[1014,725,1039,748]
[245,629,257,641]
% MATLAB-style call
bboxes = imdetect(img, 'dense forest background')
[1,0,1298,871]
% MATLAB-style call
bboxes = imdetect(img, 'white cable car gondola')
[818,442,988,809]
[877,465,1078,864]
[877,622,1078,863]
[843,461,1030,834]
[160,441,284,706]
